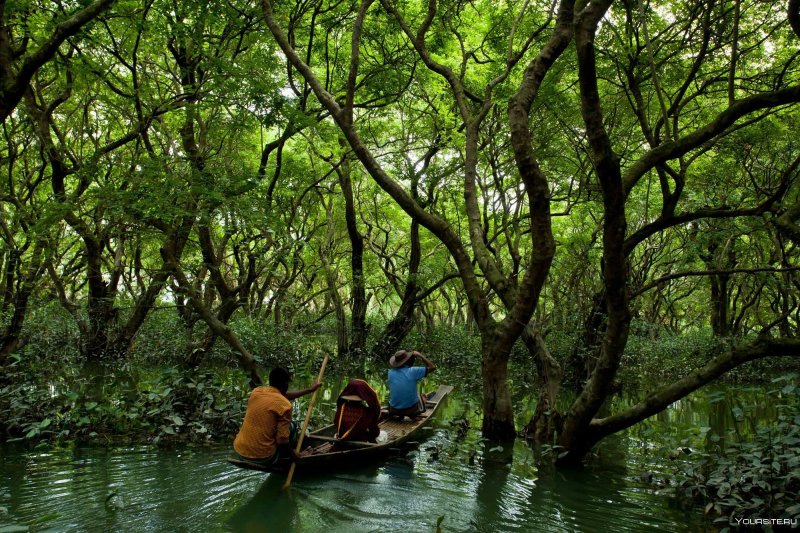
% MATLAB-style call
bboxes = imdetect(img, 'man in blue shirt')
[388,349,436,417]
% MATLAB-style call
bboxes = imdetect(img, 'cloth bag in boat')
[334,379,381,443]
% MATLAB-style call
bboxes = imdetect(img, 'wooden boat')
[228,384,453,473]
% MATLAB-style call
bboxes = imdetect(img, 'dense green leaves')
[676,376,800,524]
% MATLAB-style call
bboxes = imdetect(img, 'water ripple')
[0,435,707,532]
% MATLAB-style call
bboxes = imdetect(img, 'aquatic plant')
[674,375,800,527]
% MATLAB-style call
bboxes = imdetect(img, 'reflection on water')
[3,382,780,532]
[0,439,702,532]
[227,475,298,532]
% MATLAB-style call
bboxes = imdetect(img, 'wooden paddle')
[283,350,330,490]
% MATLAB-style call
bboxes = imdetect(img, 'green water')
[0,382,785,532]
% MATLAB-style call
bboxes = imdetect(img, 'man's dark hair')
[269,367,292,391]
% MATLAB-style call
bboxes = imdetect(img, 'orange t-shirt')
[233,386,292,459]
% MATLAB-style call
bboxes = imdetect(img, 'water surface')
[3,382,782,532]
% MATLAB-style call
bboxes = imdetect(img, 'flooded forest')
[2,0,800,531]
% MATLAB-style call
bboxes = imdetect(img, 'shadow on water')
[226,475,299,532]
[470,445,513,533]
[226,462,388,533]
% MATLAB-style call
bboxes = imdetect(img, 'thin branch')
[632,266,800,298]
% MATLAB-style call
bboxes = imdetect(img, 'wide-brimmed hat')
[389,350,413,368]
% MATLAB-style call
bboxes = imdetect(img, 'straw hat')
[389,350,413,368]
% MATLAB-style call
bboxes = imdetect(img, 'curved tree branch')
[631,266,800,298]
[624,85,800,195]
[261,0,492,329]
[0,0,116,120]
[790,0,800,40]
[163,247,262,387]
[624,151,800,255]
[591,337,800,437]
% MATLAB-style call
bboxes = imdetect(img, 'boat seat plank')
[309,435,377,447]
[313,442,334,453]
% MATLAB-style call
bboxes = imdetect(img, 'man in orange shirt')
[233,367,321,465]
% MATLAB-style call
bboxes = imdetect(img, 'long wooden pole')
[283,351,329,490]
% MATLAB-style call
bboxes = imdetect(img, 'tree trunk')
[327,272,349,358]
[83,238,120,360]
[522,326,563,443]
[710,274,730,336]
[0,241,46,364]
[369,296,415,360]
[187,296,240,367]
[369,218,422,359]
[84,297,118,359]
[164,249,262,387]
[107,218,195,357]
[1,250,17,312]
[565,290,606,390]
[481,337,516,441]
[337,151,369,357]
[778,277,792,336]
[558,0,632,464]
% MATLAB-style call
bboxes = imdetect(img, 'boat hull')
[228,384,453,474]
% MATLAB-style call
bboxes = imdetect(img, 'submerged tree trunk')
[522,326,563,443]
[556,0,632,464]
[481,338,516,441]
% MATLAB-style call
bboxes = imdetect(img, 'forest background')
[2,1,800,519]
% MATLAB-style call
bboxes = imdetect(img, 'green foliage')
[674,375,800,525]
[0,356,248,446]
[621,322,722,384]
[224,315,328,370]
[621,323,800,385]
[0,303,338,445]
[0,0,798,493]
[16,301,82,366]
[399,325,482,371]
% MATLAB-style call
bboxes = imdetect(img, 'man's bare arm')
[412,351,436,373]
[284,381,322,401]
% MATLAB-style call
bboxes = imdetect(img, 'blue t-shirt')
[388,366,427,409]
